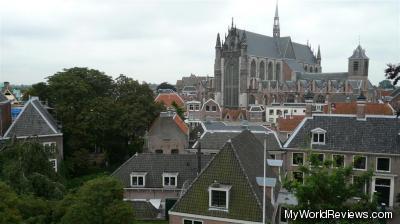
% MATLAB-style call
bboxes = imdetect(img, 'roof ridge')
[30,99,58,134]
[3,99,31,137]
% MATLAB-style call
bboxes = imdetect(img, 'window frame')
[162,173,178,188]
[208,185,231,211]
[376,157,391,173]
[353,155,367,171]
[332,154,345,168]
[43,142,57,154]
[311,128,326,145]
[292,152,304,166]
[130,172,146,187]
[292,171,304,184]
[49,159,57,172]
[183,219,203,224]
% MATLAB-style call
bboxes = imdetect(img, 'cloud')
[0,0,399,86]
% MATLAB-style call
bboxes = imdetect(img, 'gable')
[171,145,263,222]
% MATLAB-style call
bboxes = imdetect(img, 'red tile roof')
[154,93,184,108]
[222,108,247,121]
[323,102,394,115]
[277,115,305,132]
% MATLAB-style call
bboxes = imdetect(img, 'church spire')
[317,45,321,66]
[216,33,221,48]
[273,0,280,38]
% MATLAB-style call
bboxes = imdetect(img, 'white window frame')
[292,152,304,166]
[162,173,178,188]
[49,159,57,172]
[182,219,203,224]
[205,105,210,111]
[376,157,391,173]
[371,176,394,207]
[130,172,146,187]
[311,128,326,145]
[43,142,57,153]
[194,104,200,111]
[353,155,367,171]
[208,185,231,211]
[332,154,345,168]
[292,171,304,184]
[212,105,217,112]
[189,104,194,111]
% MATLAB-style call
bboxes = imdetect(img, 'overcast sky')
[0,0,399,86]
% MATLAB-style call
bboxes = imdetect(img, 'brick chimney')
[304,91,314,117]
[356,93,367,120]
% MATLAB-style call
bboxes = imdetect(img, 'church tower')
[348,45,369,78]
[273,1,280,38]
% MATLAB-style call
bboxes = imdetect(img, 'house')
[283,96,400,209]
[155,92,185,109]
[145,111,189,154]
[247,104,265,122]
[111,153,213,220]
[1,97,63,172]
[323,102,394,115]
[265,103,307,124]
[222,108,247,121]
[0,93,12,136]
[169,130,283,224]
[186,99,222,128]
[276,115,305,141]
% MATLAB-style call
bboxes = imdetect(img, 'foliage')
[384,63,400,85]
[58,177,134,224]
[284,152,379,224]
[22,82,51,101]
[25,68,162,176]
[378,80,395,89]
[0,181,23,224]
[157,82,176,92]
[0,139,65,199]
[172,101,185,121]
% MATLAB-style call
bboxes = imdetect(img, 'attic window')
[130,172,146,187]
[311,128,326,144]
[208,183,231,211]
[212,106,217,111]
[206,105,210,111]
[163,173,178,188]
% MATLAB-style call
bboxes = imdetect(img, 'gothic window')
[310,67,313,73]
[275,63,281,81]
[268,62,273,80]
[353,61,359,72]
[364,61,368,75]
[287,94,295,103]
[259,61,265,80]
[304,65,308,72]
[250,60,256,77]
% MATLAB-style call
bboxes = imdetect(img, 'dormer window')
[311,128,326,144]
[212,106,217,111]
[163,172,178,188]
[130,172,146,187]
[208,183,231,211]
[189,104,194,111]
[206,105,210,111]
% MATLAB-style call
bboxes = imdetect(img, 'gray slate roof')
[349,45,369,59]
[285,115,400,154]
[202,121,268,132]
[297,72,349,81]
[0,93,8,102]
[111,153,213,188]
[284,59,305,72]
[195,131,281,152]
[4,98,61,138]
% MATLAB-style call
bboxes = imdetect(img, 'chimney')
[356,93,367,120]
[3,82,10,90]
[197,131,202,175]
[304,91,314,117]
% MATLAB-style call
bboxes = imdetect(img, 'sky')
[0,0,399,86]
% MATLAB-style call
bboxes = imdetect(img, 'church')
[213,2,375,109]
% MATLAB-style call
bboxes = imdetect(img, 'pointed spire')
[317,45,321,59]
[273,0,280,38]
[216,33,221,48]
[231,17,234,28]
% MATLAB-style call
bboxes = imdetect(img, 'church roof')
[349,45,369,59]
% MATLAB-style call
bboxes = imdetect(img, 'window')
[311,128,326,144]
[353,156,367,170]
[332,154,345,168]
[212,106,217,111]
[292,152,304,166]
[269,109,274,115]
[353,61,359,72]
[276,110,282,115]
[49,159,57,172]
[163,173,178,187]
[189,105,194,111]
[208,184,231,211]
[130,173,146,187]
[311,153,324,167]
[293,171,304,184]
[195,105,200,111]
[270,154,276,159]
[155,149,163,154]
[287,133,291,138]
[171,149,179,154]
[43,142,57,154]
[205,105,210,111]
[353,176,367,194]
[376,157,390,172]
[183,219,203,224]
[284,110,288,114]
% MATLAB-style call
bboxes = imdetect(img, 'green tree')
[0,181,23,224]
[22,82,51,101]
[172,101,185,121]
[384,63,400,85]
[378,80,395,89]
[284,152,379,224]
[59,177,134,224]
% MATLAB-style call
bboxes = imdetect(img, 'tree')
[0,181,23,224]
[157,82,176,92]
[378,80,394,89]
[384,63,400,85]
[22,82,50,101]
[0,139,65,199]
[284,152,379,224]
[172,101,185,120]
[59,177,134,224]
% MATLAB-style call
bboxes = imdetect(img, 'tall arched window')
[259,61,265,80]
[275,63,281,81]
[310,67,313,73]
[304,65,308,72]
[267,62,273,80]
[250,60,256,77]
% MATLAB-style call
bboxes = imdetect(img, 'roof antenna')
[358,35,361,46]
